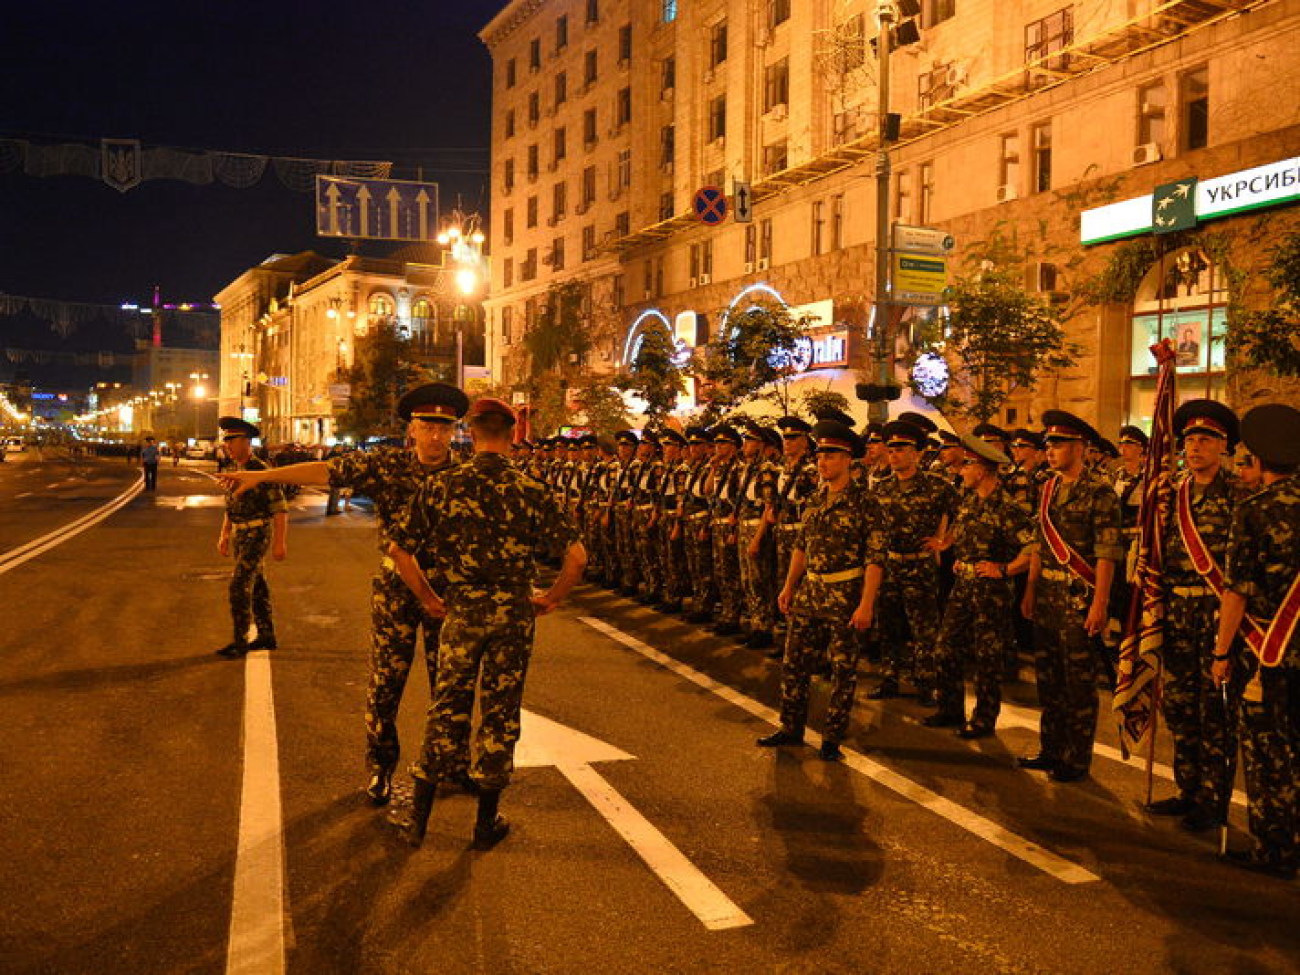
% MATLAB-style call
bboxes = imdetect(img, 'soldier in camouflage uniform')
[858,422,892,491]
[1213,404,1300,879]
[656,429,689,612]
[217,383,471,805]
[682,427,717,623]
[708,424,744,636]
[736,426,777,648]
[1005,429,1050,676]
[606,431,640,595]
[389,397,586,850]
[584,437,615,586]
[1020,411,1123,783]
[868,419,958,700]
[767,417,819,655]
[1146,402,1241,831]
[632,430,664,603]
[931,434,1035,735]
[215,417,288,658]
[759,420,881,761]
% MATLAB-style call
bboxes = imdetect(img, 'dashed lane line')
[578,616,1100,886]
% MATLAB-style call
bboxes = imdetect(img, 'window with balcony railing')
[1025,8,1072,73]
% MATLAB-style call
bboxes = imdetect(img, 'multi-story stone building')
[216,251,486,445]
[480,0,1300,431]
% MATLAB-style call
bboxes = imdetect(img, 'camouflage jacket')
[1004,462,1051,513]
[657,461,690,516]
[391,452,579,598]
[707,457,741,519]
[682,459,713,516]
[1225,473,1300,664]
[769,456,820,525]
[328,446,453,554]
[794,479,882,620]
[872,470,959,555]
[226,456,288,523]
[736,458,772,519]
[1112,465,1145,538]
[1163,467,1240,588]
[1033,468,1126,567]
[950,484,1035,564]
[633,457,664,505]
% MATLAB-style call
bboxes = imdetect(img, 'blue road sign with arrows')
[315,175,440,242]
[693,185,728,225]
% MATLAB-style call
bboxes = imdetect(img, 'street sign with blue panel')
[315,175,440,242]
[693,186,728,225]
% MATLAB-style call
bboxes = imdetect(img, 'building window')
[764,58,789,112]
[999,134,1019,198]
[895,168,912,223]
[923,0,956,28]
[660,125,675,168]
[503,208,514,245]
[615,211,630,237]
[704,168,724,190]
[708,95,727,142]
[584,50,598,86]
[661,56,676,93]
[555,72,568,107]
[523,248,538,281]
[745,225,757,265]
[552,181,567,220]
[759,218,773,263]
[503,158,515,192]
[527,144,539,181]
[1025,8,1072,71]
[505,58,517,88]
[917,163,932,222]
[556,14,569,51]
[918,63,957,111]
[503,259,514,289]
[583,108,598,145]
[710,21,728,68]
[617,148,632,188]
[662,0,677,23]
[412,298,433,323]
[616,87,632,127]
[643,260,653,297]
[830,194,844,251]
[582,165,597,206]
[505,110,516,139]
[553,127,567,165]
[659,191,674,221]
[529,38,541,72]
[369,293,394,317]
[526,196,539,229]
[1138,81,1166,148]
[613,274,625,308]
[551,237,566,271]
[811,200,825,256]
[586,0,598,25]
[583,224,596,260]
[769,0,791,29]
[1181,68,1209,151]
[763,140,788,176]
[501,306,513,345]
[618,24,632,63]
[528,91,540,125]
[836,15,866,72]
[1032,123,1052,192]
[701,240,713,278]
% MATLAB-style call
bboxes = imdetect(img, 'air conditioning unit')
[698,273,711,285]
[703,68,715,84]
[744,261,755,273]
[661,161,674,175]
[643,289,653,300]
[1133,142,1163,166]
[575,201,589,215]
[661,86,675,101]
[1034,125,1052,149]
[945,63,967,88]
[769,103,788,121]
[996,184,1017,203]
[689,276,698,288]
[755,28,771,46]
[757,257,770,270]
[710,136,725,150]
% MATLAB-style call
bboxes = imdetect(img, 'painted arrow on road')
[516,710,753,931]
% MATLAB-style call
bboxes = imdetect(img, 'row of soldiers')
[517,400,1299,880]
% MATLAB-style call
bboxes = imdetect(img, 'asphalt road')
[0,454,1296,975]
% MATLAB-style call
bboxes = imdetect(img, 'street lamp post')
[437,214,486,389]
[870,0,897,424]
[189,371,209,439]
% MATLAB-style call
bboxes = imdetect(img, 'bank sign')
[1080,154,1300,245]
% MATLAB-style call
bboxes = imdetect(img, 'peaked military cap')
[640,429,661,447]
[397,382,469,423]
[776,415,813,436]
[760,427,783,450]
[1041,409,1100,446]
[1173,399,1239,448]
[813,406,856,428]
[712,424,743,447]
[973,422,1011,445]
[862,421,886,443]
[685,425,711,444]
[580,433,599,447]
[960,432,1009,467]
[614,429,640,446]
[897,411,939,434]
[218,416,259,439]
[1011,428,1046,450]
[740,423,765,441]
[882,420,928,449]
[937,429,962,446]
[811,419,863,458]
[565,437,582,450]
[1240,404,1300,466]
[466,397,517,425]
[660,428,687,447]
[1118,424,1150,448]
[516,438,535,450]
[1095,438,1119,459]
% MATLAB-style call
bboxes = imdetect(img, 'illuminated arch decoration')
[621,308,673,368]
[719,282,788,336]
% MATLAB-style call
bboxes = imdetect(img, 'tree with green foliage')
[692,301,809,419]
[614,321,685,422]
[335,318,419,439]
[798,386,852,421]
[525,281,591,378]
[909,266,1078,422]
[1230,230,1300,377]
[571,376,632,433]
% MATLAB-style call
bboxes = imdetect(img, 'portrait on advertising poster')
[1175,321,1202,367]
[1131,310,1222,375]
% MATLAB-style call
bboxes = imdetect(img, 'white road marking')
[225,651,286,975]
[517,710,752,931]
[0,477,144,575]
[579,616,1100,886]
[15,491,31,499]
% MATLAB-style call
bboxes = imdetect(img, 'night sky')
[0,0,506,317]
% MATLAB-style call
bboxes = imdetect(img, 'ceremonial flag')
[1113,338,1178,758]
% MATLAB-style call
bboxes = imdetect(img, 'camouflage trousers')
[412,590,536,792]
[773,524,801,596]
[660,516,689,603]
[684,514,715,613]
[1032,578,1103,775]
[1161,592,1239,811]
[711,518,742,626]
[633,506,662,599]
[365,570,456,776]
[934,574,1015,728]
[583,506,609,582]
[1238,665,1299,865]
[780,613,864,744]
[614,506,640,591]
[737,517,776,634]
[229,524,274,644]
[876,556,942,688]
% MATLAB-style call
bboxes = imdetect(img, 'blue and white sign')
[315,176,440,242]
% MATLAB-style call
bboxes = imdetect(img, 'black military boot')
[248,634,277,651]
[397,777,437,847]
[756,728,805,747]
[216,641,249,658]
[471,789,510,850]
[365,767,393,806]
